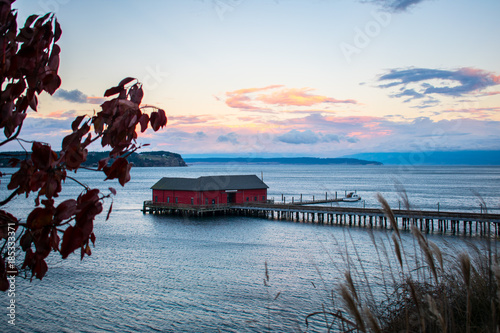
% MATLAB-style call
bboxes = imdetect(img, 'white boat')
[343,192,361,202]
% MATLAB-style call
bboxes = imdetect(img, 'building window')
[205,198,208,205]
[191,198,194,205]
[175,197,178,204]
[154,196,158,202]
[212,199,215,205]
[246,197,249,202]
[262,196,265,201]
[167,197,170,203]
[254,196,257,201]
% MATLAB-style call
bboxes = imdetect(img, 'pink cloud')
[45,110,80,119]
[169,115,216,125]
[257,88,357,106]
[225,94,262,110]
[224,85,357,111]
[87,96,107,104]
[478,91,500,97]
[439,107,500,119]
[225,85,283,111]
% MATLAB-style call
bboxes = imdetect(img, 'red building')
[151,175,269,206]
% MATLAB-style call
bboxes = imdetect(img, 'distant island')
[0,151,187,167]
[184,157,382,165]
[84,151,187,167]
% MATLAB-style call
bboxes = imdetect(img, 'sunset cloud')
[225,85,283,111]
[169,115,216,125]
[439,107,500,120]
[276,129,361,145]
[364,0,427,12]
[277,130,319,144]
[378,67,500,106]
[257,88,357,106]
[217,132,239,145]
[54,88,105,105]
[224,85,357,112]
[45,110,80,119]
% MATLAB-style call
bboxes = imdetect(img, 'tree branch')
[0,120,24,147]
[0,189,19,207]
[66,175,90,190]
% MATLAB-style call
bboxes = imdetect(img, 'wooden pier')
[143,201,500,237]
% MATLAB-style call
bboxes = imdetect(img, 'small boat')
[343,192,361,202]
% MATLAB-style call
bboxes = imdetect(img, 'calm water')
[1,165,499,332]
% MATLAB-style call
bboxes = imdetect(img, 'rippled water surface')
[1,165,499,332]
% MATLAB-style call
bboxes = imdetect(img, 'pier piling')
[142,201,500,238]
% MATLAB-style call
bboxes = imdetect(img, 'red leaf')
[75,189,102,236]
[103,158,132,186]
[71,115,86,131]
[21,249,35,270]
[60,226,85,259]
[35,13,51,27]
[31,142,57,169]
[98,157,110,170]
[26,207,54,229]
[54,19,62,42]
[48,44,60,71]
[33,258,48,280]
[106,202,113,221]
[29,94,38,111]
[139,113,149,133]
[25,14,39,27]
[81,243,91,259]
[104,85,124,97]
[43,74,61,95]
[119,77,135,87]
[50,228,60,251]
[150,109,167,131]
[109,187,117,195]
[54,199,77,222]
[64,145,88,170]
[90,232,96,246]
[129,84,144,104]
[20,232,33,251]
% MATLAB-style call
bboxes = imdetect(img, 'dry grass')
[306,193,500,333]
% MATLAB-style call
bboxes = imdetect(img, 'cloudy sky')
[8,0,500,157]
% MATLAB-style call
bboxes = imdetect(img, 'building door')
[227,192,236,203]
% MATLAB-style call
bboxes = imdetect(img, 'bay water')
[1,164,499,332]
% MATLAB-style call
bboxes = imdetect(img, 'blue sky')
[7,0,500,157]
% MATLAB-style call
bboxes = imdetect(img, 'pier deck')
[143,201,500,237]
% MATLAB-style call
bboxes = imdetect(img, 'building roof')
[151,175,269,191]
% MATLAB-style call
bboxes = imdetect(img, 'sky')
[7,0,500,157]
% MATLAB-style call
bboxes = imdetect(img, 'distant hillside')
[0,151,187,167]
[84,151,187,167]
[343,151,500,165]
[184,157,382,165]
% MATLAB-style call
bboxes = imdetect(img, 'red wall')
[153,189,267,205]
